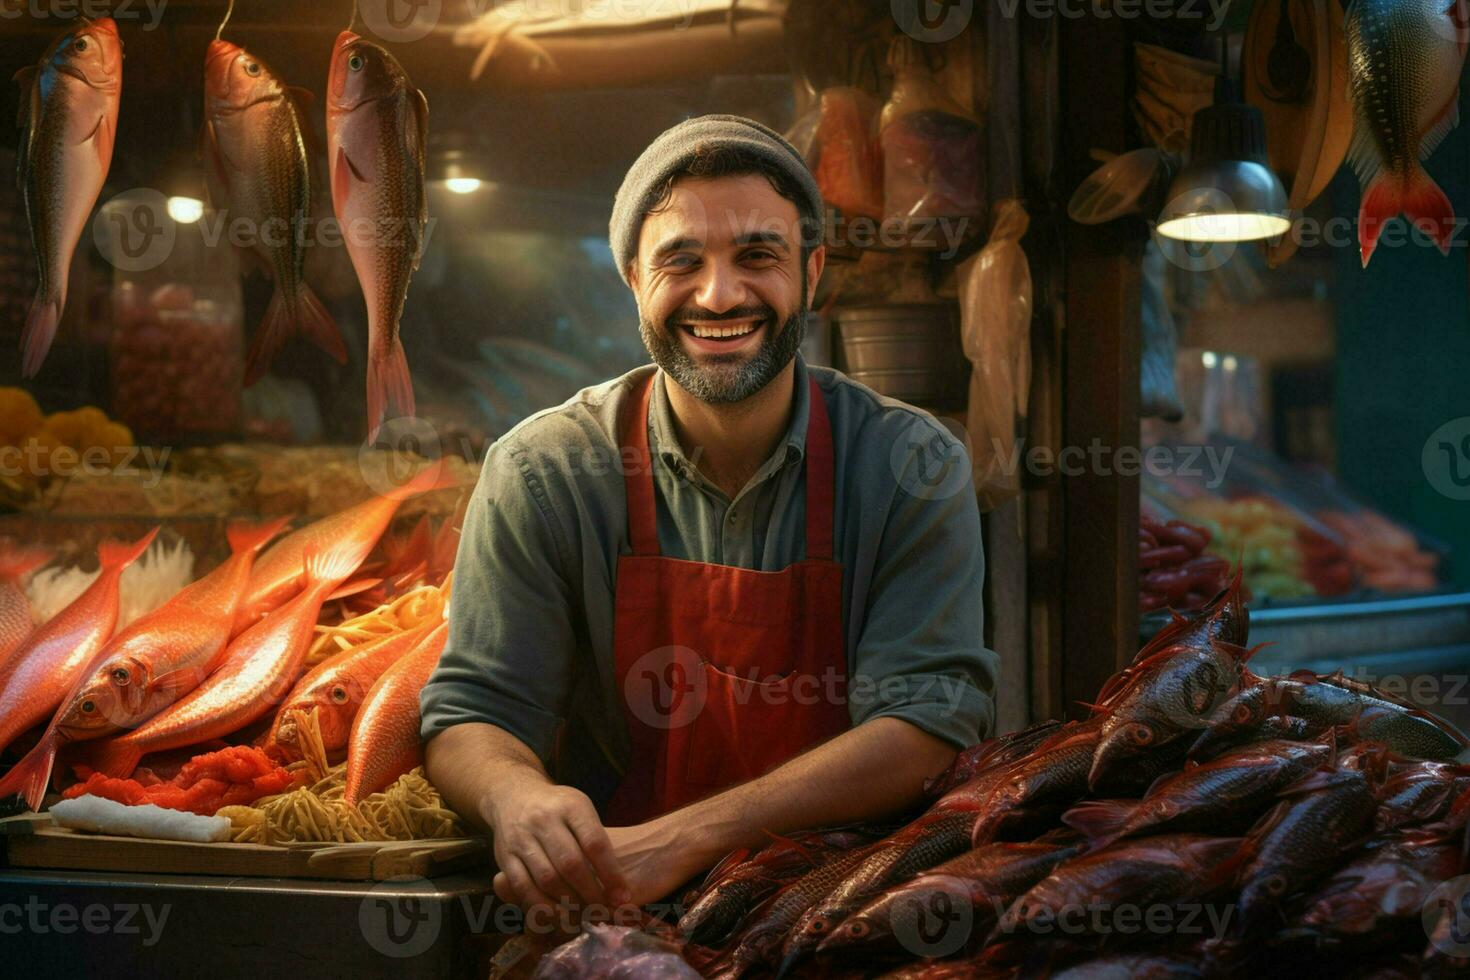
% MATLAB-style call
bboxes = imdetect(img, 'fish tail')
[0,541,51,581]
[226,516,292,557]
[1359,170,1456,267]
[97,526,160,571]
[0,734,58,811]
[1060,799,1135,848]
[365,334,416,442]
[304,543,367,593]
[20,292,62,378]
[244,284,346,385]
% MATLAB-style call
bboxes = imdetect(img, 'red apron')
[604,374,849,824]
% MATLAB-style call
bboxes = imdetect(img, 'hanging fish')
[1345,0,1470,267]
[13,17,123,377]
[326,30,428,441]
[202,40,346,383]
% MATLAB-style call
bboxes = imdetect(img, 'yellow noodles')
[305,576,452,667]
[217,707,464,845]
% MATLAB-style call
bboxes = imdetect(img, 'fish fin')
[244,284,346,385]
[198,120,230,207]
[1420,92,1461,164]
[1059,799,1134,848]
[149,665,209,698]
[305,544,368,593]
[0,542,52,581]
[83,109,114,172]
[0,734,58,811]
[326,576,383,601]
[97,526,159,571]
[409,88,429,264]
[81,738,143,780]
[226,516,292,556]
[332,145,363,211]
[15,68,38,192]
[366,334,415,442]
[1359,169,1456,266]
[20,293,62,378]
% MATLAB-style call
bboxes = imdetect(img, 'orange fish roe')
[64,745,302,816]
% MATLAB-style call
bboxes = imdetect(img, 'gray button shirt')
[421,357,997,788]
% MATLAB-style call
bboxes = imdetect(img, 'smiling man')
[422,115,996,911]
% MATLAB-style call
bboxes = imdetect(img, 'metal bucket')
[834,303,967,409]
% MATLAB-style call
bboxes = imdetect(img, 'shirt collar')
[649,354,811,480]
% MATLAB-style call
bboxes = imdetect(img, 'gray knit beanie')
[609,114,825,285]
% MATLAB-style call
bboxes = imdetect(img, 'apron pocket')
[684,663,805,789]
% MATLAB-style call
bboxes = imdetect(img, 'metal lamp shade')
[1156,101,1290,243]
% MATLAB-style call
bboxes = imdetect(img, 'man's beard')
[640,300,808,405]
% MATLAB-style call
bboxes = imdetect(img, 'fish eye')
[348,53,365,72]
[1263,874,1288,896]
[74,37,88,52]
[111,667,130,685]
[330,686,349,704]
[245,61,261,76]
[80,699,95,714]
[1128,723,1155,745]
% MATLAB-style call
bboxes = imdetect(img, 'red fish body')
[0,529,155,761]
[14,18,122,377]
[261,620,435,761]
[236,459,448,631]
[1346,0,1470,265]
[1063,739,1333,849]
[1296,839,1462,937]
[326,30,428,440]
[343,620,447,804]
[0,520,285,810]
[202,40,345,385]
[0,542,51,665]
[87,545,366,779]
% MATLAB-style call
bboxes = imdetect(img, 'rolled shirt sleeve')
[420,440,577,765]
[846,415,997,748]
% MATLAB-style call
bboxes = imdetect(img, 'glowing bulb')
[1222,355,1239,372]
[444,178,482,195]
[166,196,205,224]
[1202,351,1219,369]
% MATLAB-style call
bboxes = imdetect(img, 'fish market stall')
[1,1,1469,979]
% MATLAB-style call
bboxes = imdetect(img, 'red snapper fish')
[236,458,450,631]
[326,30,428,441]
[1346,0,1470,266]
[14,17,122,377]
[0,542,51,664]
[343,620,447,804]
[0,519,286,810]
[86,544,367,779]
[202,39,345,384]
[0,529,156,760]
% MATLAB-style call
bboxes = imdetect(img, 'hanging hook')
[215,0,235,42]
[347,0,359,32]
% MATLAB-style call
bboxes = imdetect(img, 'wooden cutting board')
[4,824,488,881]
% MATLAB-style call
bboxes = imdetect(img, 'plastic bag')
[959,201,1032,510]
[880,36,985,225]
[813,87,883,220]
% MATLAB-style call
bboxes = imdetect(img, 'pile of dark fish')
[664,575,1470,978]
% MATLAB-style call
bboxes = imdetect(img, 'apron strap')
[803,377,835,562]
[621,374,661,556]
[621,373,837,561]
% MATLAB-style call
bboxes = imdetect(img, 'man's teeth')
[689,321,759,339]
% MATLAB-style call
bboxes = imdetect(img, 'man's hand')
[487,781,631,910]
[604,817,724,907]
